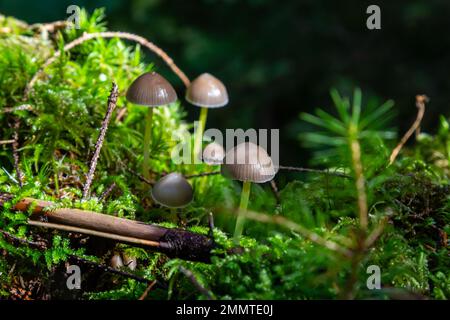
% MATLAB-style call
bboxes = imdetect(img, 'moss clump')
[0,10,449,300]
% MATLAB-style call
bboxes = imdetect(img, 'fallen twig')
[270,180,281,204]
[138,280,158,300]
[125,167,156,185]
[98,182,117,201]
[28,220,162,248]
[278,165,350,178]
[25,31,190,99]
[389,95,428,165]
[184,171,221,179]
[0,193,214,262]
[0,104,33,113]
[82,83,118,199]
[11,118,23,187]
[30,20,68,33]
[179,266,215,300]
[0,139,14,145]
[0,229,47,250]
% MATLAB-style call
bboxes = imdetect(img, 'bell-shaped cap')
[122,254,137,271]
[151,173,193,208]
[110,254,124,269]
[202,142,225,165]
[221,142,276,183]
[185,73,228,108]
[126,72,177,107]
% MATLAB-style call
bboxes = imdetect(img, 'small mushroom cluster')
[126,72,228,178]
[127,69,276,242]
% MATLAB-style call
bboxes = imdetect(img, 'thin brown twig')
[82,83,118,199]
[184,171,221,179]
[0,139,15,145]
[278,165,351,178]
[115,107,127,123]
[25,31,190,100]
[389,95,428,165]
[11,118,23,187]
[0,229,47,249]
[126,167,156,185]
[30,20,68,33]
[138,280,157,300]
[27,220,161,248]
[179,266,215,300]
[270,180,281,204]
[0,104,33,113]
[98,182,117,201]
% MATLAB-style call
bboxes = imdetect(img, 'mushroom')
[127,72,177,178]
[185,73,228,162]
[122,254,137,271]
[151,172,193,208]
[202,142,225,165]
[110,253,124,269]
[221,142,277,243]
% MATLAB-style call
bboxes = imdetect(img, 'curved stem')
[143,108,154,179]
[233,181,251,244]
[193,107,208,163]
[24,31,190,100]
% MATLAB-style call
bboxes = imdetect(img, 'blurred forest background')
[1,0,449,172]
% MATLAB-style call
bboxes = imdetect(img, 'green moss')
[0,10,448,300]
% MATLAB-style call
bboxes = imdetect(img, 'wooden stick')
[138,280,157,300]
[179,266,215,300]
[25,31,190,99]
[28,220,161,247]
[11,118,23,187]
[98,182,117,201]
[270,180,281,204]
[184,171,221,179]
[82,83,118,199]
[0,193,213,262]
[278,165,351,178]
[0,104,33,114]
[389,95,428,165]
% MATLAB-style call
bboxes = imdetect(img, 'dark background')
[2,0,449,167]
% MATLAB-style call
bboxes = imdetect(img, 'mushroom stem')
[233,181,252,243]
[193,107,208,163]
[143,107,154,179]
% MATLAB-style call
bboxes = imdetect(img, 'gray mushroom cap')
[185,73,229,108]
[110,254,124,269]
[151,173,193,208]
[221,142,277,183]
[202,142,225,165]
[126,72,177,107]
